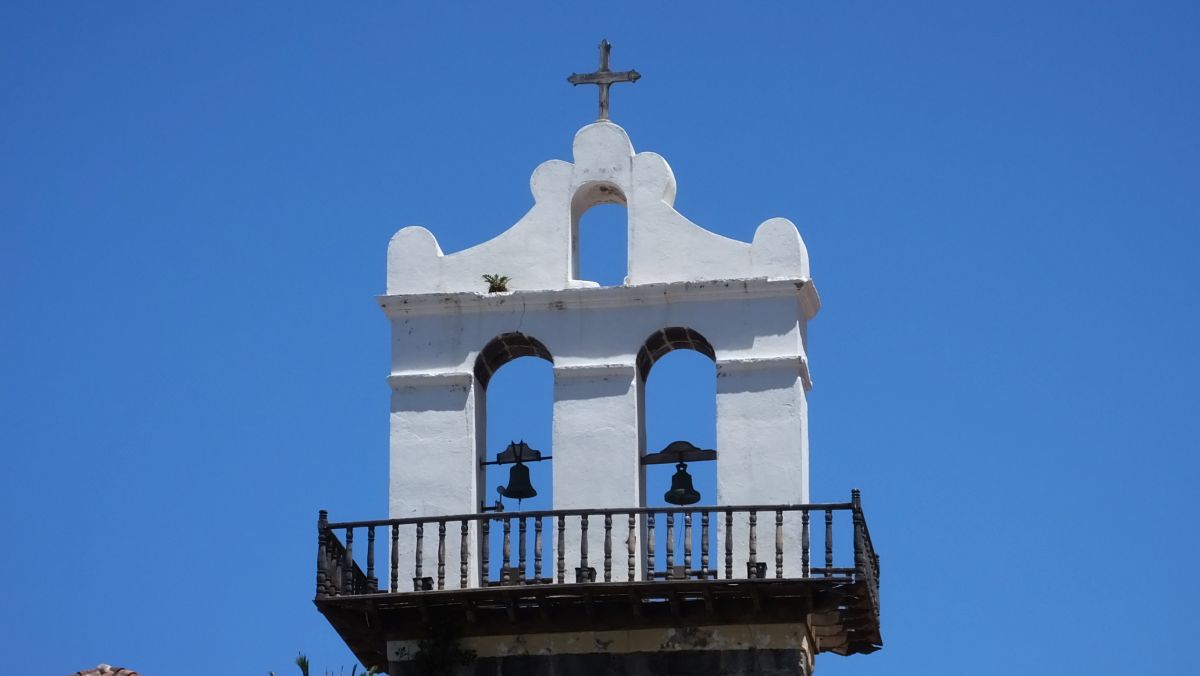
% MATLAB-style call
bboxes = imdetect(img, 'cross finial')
[567,39,641,121]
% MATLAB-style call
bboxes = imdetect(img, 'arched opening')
[474,333,554,583]
[474,332,553,389]
[640,329,717,507]
[571,181,628,286]
[637,327,716,383]
[639,327,717,579]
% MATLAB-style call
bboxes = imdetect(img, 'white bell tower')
[315,42,881,676]
[383,115,818,585]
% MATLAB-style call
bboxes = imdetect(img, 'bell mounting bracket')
[641,440,718,465]
[480,440,553,467]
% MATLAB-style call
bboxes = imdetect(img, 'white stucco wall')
[552,364,642,581]
[388,373,483,589]
[381,121,819,586]
[715,358,810,575]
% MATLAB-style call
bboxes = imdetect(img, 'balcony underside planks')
[316,577,881,671]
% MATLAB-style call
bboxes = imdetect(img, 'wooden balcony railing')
[316,490,878,610]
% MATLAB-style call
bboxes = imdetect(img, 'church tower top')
[316,45,882,674]
[387,38,809,297]
[385,119,813,296]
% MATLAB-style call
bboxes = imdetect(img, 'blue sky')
[2,2,1198,674]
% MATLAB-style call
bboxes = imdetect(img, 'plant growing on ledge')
[482,273,511,293]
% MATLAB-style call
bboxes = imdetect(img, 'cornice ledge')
[552,362,637,379]
[716,355,814,391]
[387,371,475,390]
[796,279,821,320]
[377,277,816,319]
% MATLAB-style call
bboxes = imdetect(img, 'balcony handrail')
[315,493,883,658]
[325,501,855,530]
[318,492,878,601]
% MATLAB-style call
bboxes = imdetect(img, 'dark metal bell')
[664,462,701,506]
[499,461,537,500]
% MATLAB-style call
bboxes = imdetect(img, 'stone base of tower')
[386,624,815,676]
[389,650,811,676]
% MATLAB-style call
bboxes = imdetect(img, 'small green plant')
[482,273,511,293]
[270,653,378,676]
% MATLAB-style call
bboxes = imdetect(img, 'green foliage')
[482,273,511,293]
[271,653,378,676]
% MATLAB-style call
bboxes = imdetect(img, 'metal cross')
[567,39,641,121]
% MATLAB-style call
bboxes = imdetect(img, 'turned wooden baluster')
[390,524,399,593]
[748,511,758,576]
[603,513,612,582]
[332,551,343,597]
[627,512,636,582]
[824,509,834,576]
[684,511,693,577]
[801,510,810,577]
[316,511,329,596]
[437,520,447,590]
[414,522,424,584]
[503,517,512,583]
[724,509,734,579]
[700,511,710,579]
[775,510,784,579]
[580,515,590,573]
[852,490,866,577]
[344,528,354,594]
[534,517,544,583]
[518,516,528,583]
[481,518,490,584]
[460,520,470,588]
[557,515,566,584]
[647,513,656,579]
[366,526,377,590]
[666,512,675,572]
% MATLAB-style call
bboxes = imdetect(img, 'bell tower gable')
[386,121,812,295]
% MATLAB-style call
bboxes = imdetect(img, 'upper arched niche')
[473,333,554,389]
[571,180,627,224]
[385,122,812,295]
[571,180,628,284]
[636,327,716,382]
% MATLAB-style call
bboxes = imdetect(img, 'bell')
[499,461,537,500]
[664,462,701,506]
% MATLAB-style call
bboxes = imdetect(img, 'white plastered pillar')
[551,363,643,582]
[388,372,483,590]
[715,357,809,578]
